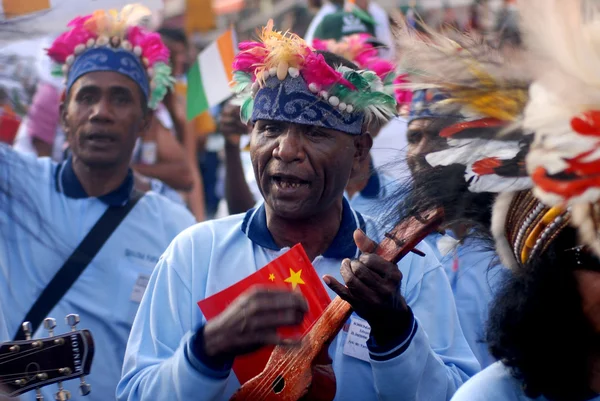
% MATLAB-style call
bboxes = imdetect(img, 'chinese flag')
[198,244,331,384]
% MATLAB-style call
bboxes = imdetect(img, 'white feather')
[492,192,520,270]
[465,169,532,193]
[521,3,600,207]
[519,0,600,93]
[425,138,523,167]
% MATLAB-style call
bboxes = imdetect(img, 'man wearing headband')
[0,7,195,400]
[118,23,478,401]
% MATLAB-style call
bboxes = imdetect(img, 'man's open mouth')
[272,175,310,190]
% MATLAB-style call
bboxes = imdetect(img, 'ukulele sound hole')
[272,375,285,393]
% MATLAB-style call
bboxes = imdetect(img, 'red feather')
[472,157,502,175]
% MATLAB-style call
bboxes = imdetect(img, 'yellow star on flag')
[284,268,305,290]
[268,273,275,282]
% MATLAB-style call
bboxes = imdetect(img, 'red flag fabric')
[198,244,331,384]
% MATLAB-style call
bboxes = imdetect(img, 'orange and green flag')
[186,28,237,121]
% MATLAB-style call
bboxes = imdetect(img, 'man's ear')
[59,102,69,134]
[354,132,373,163]
[141,109,154,132]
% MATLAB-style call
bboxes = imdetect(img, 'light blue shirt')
[118,198,480,401]
[452,361,600,401]
[424,232,507,370]
[0,307,8,343]
[0,146,196,400]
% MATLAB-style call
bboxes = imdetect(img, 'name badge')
[343,315,371,362]
[130,274,150,303]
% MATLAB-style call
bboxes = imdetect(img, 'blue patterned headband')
[66,47,149,102]
[252,75,365,135]
[408,89,451,124]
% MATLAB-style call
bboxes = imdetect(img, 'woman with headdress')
[444,1,600,400]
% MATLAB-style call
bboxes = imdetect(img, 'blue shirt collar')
[242,197,366,259]
[55,155,135,207]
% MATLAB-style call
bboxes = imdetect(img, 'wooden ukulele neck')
[302,209,444,361]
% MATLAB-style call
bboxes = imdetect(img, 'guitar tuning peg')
[54,384,71,401]
[22,321,33,340]
[79,377,91,396]
[65,314,80,331]
[44,318,57,337]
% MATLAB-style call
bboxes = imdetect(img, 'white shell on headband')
[74,44,86,55]
[288,67,299,78]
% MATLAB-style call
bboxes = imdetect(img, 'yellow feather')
[254,19,310,85]
[395,18,531,122]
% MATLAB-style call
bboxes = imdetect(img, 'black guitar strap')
[13,190,144,341]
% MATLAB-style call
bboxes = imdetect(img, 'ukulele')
[230,208,444,401]
[0,314,95,400]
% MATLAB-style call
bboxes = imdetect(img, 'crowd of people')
[0,1,599,401]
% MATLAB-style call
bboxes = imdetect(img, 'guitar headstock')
[0,314,94,399]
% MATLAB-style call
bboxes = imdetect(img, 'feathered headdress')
[311,33,411,107]
[396,20,530,123]
[231,20,397,135]
[516,0,600,259]
[395,0,600,269]
[46,4,173,109]
[395,19,533,195]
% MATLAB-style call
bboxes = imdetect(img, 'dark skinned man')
[118,24,478,401]
[0,8,195,400]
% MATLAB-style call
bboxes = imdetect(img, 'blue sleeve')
[368,257,481,400]
[451,362,518,401]
[116,229,232,401]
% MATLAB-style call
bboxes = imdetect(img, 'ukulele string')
[0,342,63,365]
[246,299,349,400]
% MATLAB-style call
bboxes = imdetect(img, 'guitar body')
[230,345,336,401]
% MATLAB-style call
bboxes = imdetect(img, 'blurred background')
[0,0,519,220]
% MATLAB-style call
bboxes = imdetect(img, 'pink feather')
[394,74,413,105]
[363,58,395,79]
[238,41,265,51]
[128,26,170,65]
[311,39,329,52]
[46,26,95,63]
[301,52,355,90]
[233,43,268,73]
[67,15,93,28]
